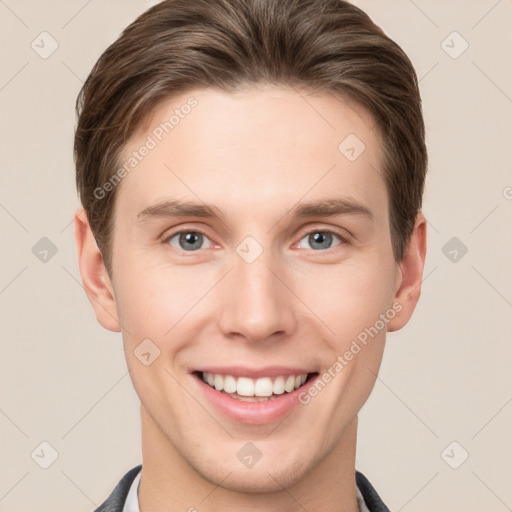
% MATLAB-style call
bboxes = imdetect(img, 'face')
[77,85,424,493]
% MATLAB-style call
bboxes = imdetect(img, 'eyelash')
[162,227,348,252]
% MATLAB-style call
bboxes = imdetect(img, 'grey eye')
[169,232,211,251]
[298,231,342,251]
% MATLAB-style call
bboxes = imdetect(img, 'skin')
[75,84,426,512]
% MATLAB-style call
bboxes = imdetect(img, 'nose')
[217,247,297,344]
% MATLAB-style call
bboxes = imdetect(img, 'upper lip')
[192,366,315,379]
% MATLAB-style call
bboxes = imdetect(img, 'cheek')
[113,257,207,338]
[298,260,395,342]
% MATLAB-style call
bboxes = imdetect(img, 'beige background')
[1,1,511,511]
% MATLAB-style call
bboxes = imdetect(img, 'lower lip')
[192,373,316,425]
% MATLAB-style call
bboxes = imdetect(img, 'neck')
[138,405,359,512]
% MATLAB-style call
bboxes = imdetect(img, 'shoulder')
[93,465,142,512]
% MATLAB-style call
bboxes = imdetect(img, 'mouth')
[194,371,316,402]
[191,368,318,424]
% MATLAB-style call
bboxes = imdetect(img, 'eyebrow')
[136,197,373,223]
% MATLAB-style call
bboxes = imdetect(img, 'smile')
[200,372,309,401]
[192,368,318,424]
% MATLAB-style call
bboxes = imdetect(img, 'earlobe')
[387,212,427,332]
[74,208,121,332]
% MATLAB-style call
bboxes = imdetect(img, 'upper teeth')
[202,372,308,397]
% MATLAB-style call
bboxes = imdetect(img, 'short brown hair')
[74,0,427,275]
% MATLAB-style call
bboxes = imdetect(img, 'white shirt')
[122,468,370,512]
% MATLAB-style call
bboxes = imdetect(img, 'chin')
[197,457,310,494]
[216,466,304,494]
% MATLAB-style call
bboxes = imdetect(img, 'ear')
[74,208,121,332]
[387,212,427,332]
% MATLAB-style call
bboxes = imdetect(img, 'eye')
[297,230,344,251]
[166,231,214,251]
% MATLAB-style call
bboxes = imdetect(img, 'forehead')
[116,85,387,221]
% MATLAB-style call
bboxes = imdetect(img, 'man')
[73,0,427,510]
